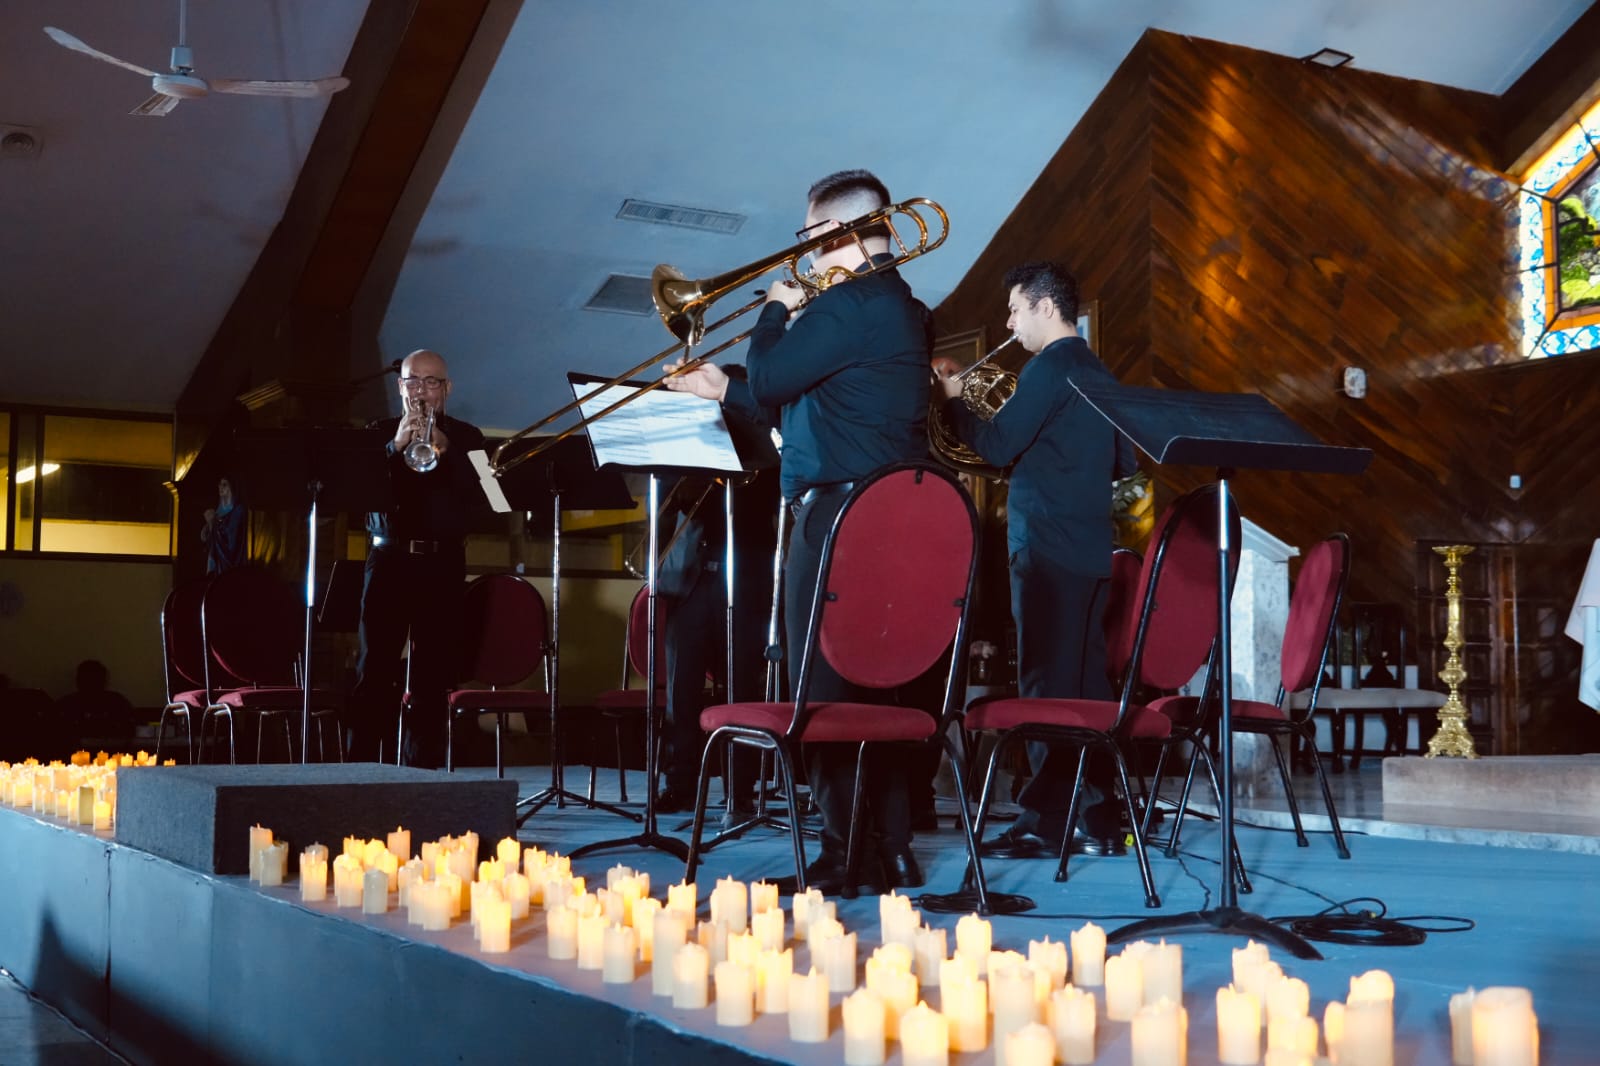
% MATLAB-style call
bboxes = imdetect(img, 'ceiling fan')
[43,0,349,117]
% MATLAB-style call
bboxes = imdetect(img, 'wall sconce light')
[1301,47,1354,69]
[1341,367,1367,399]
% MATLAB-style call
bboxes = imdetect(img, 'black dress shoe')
[1068,827,1128,857]
[882,850,925,889]
[978,825,1056,860]
[653,785,695,813]
[771,853,851,896]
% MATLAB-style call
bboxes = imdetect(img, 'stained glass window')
[1516,97,1600,357]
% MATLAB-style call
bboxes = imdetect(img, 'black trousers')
[662,564,766,798]
[785,492,919,860]
[1010,548,1119,837]
[350,544,466,768]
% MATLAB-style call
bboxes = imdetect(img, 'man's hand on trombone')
[662,355,729,402]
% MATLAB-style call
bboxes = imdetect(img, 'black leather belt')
[788,481,856,513]
[372,536,451,555]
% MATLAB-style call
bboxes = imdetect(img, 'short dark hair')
[807,169,891,223]
[1003,261,1079,321]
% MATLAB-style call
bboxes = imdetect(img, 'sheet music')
[570,376,745,472]
[468,450,513,513]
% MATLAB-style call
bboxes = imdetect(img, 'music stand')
[481,433,640,826]
[557,370,761,863]
[231,427,392,763]
[1073,382,1371,960]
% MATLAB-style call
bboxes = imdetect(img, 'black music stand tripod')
[232,427,391,764]
[492,435,641,826]
[1074,382,1371,961]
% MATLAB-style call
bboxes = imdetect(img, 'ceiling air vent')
[617,199,745,235]
[584,273,655,315]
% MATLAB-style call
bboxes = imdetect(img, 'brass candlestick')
[1426,544,1479,759]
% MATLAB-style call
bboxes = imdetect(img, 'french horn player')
[933,261,1139,861]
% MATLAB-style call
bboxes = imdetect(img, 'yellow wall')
[0,557,172,709]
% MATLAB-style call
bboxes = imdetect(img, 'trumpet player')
[935,261,1137,861]
[350,348,486,768]
[666,169,934,895]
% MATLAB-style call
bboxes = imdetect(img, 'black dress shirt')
[944,335,1136,574]
[722,259,932,500]
[364,413,488,543]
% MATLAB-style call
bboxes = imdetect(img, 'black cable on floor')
[1269,897,1475,947]
[916,889,1037,915]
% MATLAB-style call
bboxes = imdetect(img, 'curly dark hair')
[1002,261,1079,321]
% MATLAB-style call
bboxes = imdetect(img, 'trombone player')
[349,348,486,768]
[666,169,934,894]
[935,261,1137,860]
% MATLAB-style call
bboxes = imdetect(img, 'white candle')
[92,799,112,831]
[1341,997,1393,1066]
[714,960,755,1026]
[260,842,288,888]
[1131,998,1187,1066]
[671,942,710,1009]
[807,914,844,952]
[900,1002,950,1066]
[361,867,388,914]
[1451,989,1476,1066]
[651,910,688,996]
[942,968,987,1052]
[880,891,920,949]
[842,988,887,1066]
[1006,1022,1056,1066]
[1216,985,1261,1065]
[755,948,792,1014]
[817,928,858,994]
[793,887,826,938]
[387,826,411,862]
[605,862,634,889]
[333,855,364,908]
[1048,984,1097,1065]
[547,904,578,960]
[1325,1001,1345,1062]
[577,912,608,970]
[1143,940,1182,1005]
[1262,1050,1314,1066]
[710,877,748,933]
[992,961,1041,1063]
[727,930,760,969]
[1028,937,1068,991]
[868,942,914,976]
[697,919,729,964]
[419,882,451,932]
[750,880,778,916]
[1471,986,1538,1066]
[914,925,947,986]
[633,897,662,961]
[75,784,95,826]
[1105,953,1145,1021]
[1070,922,1106,986]
[437,872,463,918]
[874,966,918,1041]
[479,895,511,954]
[955,913,992,968]
[603,924,637,983]
[248,825,273,883]
[503,872,531,920]
[938,955,977,1013]
[789,967,831,1042]
[1270,1016,1318,1060]
[495,835,520,870]
[1350,970,1395,1004]
[299,852,327,903]
[751,907,785,953]
[1232,940,1271,993]
[667,880,696,921]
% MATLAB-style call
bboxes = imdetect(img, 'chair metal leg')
[615,721,628,803]
[1191,743,1253,894]
[840,743,871,900]
[495,713,506,779]
[1303,725,1352,859]
[1163,752,1203,857]
[1268,733,1310,846]
[1106,742,1162,908]
[1053,746,1091,884]
[940,734,993,914]
[1141,744,1174,843]
[445,710,455,772]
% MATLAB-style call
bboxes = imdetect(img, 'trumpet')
[929,333,1019,480]
[403,396,439,473]
[490,197,949,478]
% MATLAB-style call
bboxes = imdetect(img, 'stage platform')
[3,763,1598,1065]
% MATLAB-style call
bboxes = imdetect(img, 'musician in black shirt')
[937,261,1137,858]
[349,348,487,768]
[666,169,933,893]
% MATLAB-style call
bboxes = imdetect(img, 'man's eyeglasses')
[400,375,447,389]
[795,219,840,243]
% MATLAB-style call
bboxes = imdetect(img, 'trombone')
[490,197,949,478]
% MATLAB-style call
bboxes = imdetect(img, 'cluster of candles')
[243,827,1540,1066]
[0,750,170,829]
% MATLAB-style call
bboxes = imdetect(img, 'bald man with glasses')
[349,348,486,768]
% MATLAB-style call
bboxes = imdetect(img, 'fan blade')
[44,26,156,78]
[130,93,181,117]
[209,76,350,99]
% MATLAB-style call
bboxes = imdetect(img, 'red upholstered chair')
[683,463,991,904]
[588,584,670,803]
[443,574,551,778]
[964,484,1239,909]
[198,567,344,764]
[156,577,223,763]
[1162,534,1352,859]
